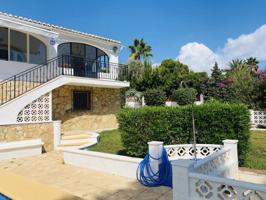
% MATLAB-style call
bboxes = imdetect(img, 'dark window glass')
[85,45,96,60]
[58,42,109,62]
[58,42,109,73]
[71,43,85,58]
[10,30,27,62]
[97,49,109,72]
[73,91,91,111]
[58,43,70,56]
[0,27,8,60]
[29,36,47,64]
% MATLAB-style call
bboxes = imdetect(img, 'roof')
[0,11,121,45]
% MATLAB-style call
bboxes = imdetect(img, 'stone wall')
[52,85,121,131]
[0,122,54,152]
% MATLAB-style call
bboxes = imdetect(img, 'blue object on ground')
[0,193,11,200]
[137,147,172,188]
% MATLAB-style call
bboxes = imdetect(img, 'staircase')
[0,55,128,124]
[57,130,99,150]
[0,55,128,106]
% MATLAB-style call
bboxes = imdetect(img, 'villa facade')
[0,12,129,151]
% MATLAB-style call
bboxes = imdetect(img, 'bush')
[143,89,167,106]
[117,102,250,165]
[172,88,197,105]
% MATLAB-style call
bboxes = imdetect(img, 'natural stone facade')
[52,85,121,131]
[0,122,54,152]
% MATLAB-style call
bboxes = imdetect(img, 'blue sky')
[1,0,266,72]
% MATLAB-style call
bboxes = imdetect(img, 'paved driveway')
[0,152,172,200]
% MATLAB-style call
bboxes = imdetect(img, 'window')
[10,30,27,62]
[97,49,109,72]
[73,91,91,111]
[0,27,8,60]
[58,43,70,57]
[29,36,47,64]
[58,42,109,71]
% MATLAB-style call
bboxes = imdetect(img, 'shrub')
[117,102,250,165]
[172,88,197,105]
[143,89,167,106]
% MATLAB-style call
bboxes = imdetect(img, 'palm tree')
[245,57,259,72]
[229,59,244,70]
[129,39,153,62]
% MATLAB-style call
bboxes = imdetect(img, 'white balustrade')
[170,139,266,200]
[250,110,266,126]
[189,173,266,200]
[164,144,222,160]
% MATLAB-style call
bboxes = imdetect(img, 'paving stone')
[0,151,172,200]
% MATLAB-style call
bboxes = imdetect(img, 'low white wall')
[0,139,43,160]
[63,148,141,178]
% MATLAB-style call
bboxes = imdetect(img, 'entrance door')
[71,43,85,77]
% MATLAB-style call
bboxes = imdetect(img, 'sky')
[1,0,266,73]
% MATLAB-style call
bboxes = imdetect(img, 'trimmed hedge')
[117,102,250,165]
[172,88,197,105]
[143,89,167,106]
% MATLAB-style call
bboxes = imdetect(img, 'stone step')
[62,130,93,136]
[56,144,92,150]
[59,139,90,147]
[61,134,91,140]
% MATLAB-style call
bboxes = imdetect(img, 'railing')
[0,55,128,106]
[250,109,266,126]
[172,140,266,200]
[189,172,266,200]
[164,144,222,160]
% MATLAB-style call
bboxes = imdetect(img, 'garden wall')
[0,122,54,152]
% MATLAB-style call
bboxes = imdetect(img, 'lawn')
[88,129,125,155]
[88,129,266,170]
[244,130,266,170]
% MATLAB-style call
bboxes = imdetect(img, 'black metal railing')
[0,55,128,105]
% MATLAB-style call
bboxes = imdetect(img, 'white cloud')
[177,25,266,73]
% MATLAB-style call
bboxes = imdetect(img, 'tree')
[245,57,259,73]
[128,39,153,62]
[229,59,244,70]
[226,63,255,105]
[211,62,224,82]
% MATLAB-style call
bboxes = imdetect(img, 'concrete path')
[0,152,172,200]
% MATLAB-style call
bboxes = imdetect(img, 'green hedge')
[143,89,167,106]
[117,102,250,165]
[172,88,197,105]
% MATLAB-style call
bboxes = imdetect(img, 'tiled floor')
[0,152,172,200]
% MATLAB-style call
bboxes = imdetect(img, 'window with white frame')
[0,26,47,64]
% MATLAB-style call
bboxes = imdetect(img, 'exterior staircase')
[0,55,128,125]
[57,130,99,150]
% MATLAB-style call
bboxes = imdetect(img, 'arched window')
[0,27,47,64]
[29,36,47,64]
[58,42,109,71]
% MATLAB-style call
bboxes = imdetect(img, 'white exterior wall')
[0,16,120,80]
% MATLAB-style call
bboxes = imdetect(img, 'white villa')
[0,12,129,151]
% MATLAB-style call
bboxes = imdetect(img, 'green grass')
[88,129,125,154]
[244,130,266,170]
[88,129,266,170]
